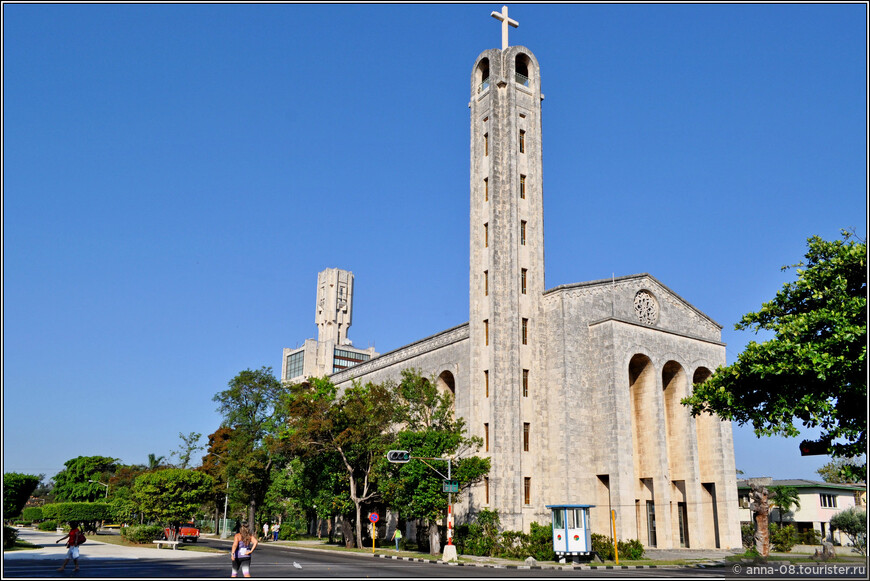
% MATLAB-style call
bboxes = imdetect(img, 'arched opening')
[436,370,456,397]
[663,361,690,548]
[515,53,531,86]
[629,354,659,548]
[692,366,721,549]
[477,58,490,93]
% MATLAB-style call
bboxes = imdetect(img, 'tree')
[281,377,399,549]
[816,457,866,484]
[213,367,286,527]
[133,468,215,527]
[147,454,167,470]
[768,486,801,527]
[381,369,490,554]
[51,456,119,502]
[829,507,867,556]
[199,427,234,532]
[170,432,204,470]
[3,473,41,518]
[683,231,866,480]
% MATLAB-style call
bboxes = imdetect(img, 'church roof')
[736,478,866,491]
[545,272,723,330]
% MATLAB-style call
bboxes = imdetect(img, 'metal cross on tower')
[491,5,518,50]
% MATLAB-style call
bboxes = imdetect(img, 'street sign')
[387,450,411,463]
[443,479,459,493]
[368,512,379,523]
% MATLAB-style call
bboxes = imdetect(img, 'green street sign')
[443,479,459,493]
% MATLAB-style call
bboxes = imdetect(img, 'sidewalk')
[4,529,221,562]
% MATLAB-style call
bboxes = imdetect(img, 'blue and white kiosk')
[547,504,594,562]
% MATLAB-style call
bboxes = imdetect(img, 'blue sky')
[3,3,866,485]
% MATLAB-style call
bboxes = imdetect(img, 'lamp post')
[88,479,109,498]
[221,481,229,539]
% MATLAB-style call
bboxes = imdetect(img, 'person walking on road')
[55,521,85,572]
[271,522,280,542]
[390,526,403,551]
[232,523,258,577]
[262,522,269,541]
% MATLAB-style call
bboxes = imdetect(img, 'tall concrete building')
[282,8,741,549]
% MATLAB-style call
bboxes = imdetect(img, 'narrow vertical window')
[484,270,489,296]
[520,174,526,199]
[520,220,526,245]
[484,133,489,156]
[522,318,528,345]
[485,370,489,398]
[484,177,489,202]
[519,130,525,153]
[522,369,529,397]
[484,223,489,247]
[524,477,531,504]
[484,319,489,346]
[485,477,490,504]
[523,423,530,452]
[521,268,527,294]
[484,423,490,452]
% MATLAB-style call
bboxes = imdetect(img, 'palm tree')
[769,486,801,527]
[147,453,166,470]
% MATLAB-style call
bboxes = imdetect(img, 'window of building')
[285,351,305,380]
[522,318,528,345]
[484,133,489,156]
[521,268,527,294]
[523,423,530,452]
[484,319,489,346]
[521,220,526,245]
[484,423,489,452]
[485,477,490,504]
[485,223,489,247]
[820,494,838,508]
[519,130,526,153]
[485,370,489,398]
[484,178,489,202]
[484,270,489,296]
[520,174,526,199]
[522,369,529,397]
[524,477,531,505]
[333,348,372,373]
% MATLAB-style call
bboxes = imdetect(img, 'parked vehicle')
[163,522,200,542]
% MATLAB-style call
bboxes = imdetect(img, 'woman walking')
[231,523,258,577]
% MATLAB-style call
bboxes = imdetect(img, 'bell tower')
[468,6,545,531]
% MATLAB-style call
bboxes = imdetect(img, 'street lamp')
[88,479,109,499]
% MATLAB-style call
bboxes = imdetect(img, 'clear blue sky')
[3,3,866,485]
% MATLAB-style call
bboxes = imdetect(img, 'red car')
[163,523,200,543]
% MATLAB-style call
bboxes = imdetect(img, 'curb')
[372,553,685,570]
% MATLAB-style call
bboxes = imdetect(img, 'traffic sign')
[387,450,411,463]
[443,479,459,493]
[368,512,379,523]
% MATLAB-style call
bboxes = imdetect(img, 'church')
[282,7,741,550]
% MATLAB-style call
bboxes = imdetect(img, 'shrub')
[3,526,18,550]
[829,507,867,556]
[590,533,644,560]
[770,524,798,552]
[618,538,645,560]
[21,507,43,522]
[741,523,756,549]
[120,524,165,544]
[37,520,58,531]
[591,532,615,561]
[455,509,501,556]
[799,529,822,546]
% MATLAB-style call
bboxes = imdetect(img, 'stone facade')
[282,36,741,550]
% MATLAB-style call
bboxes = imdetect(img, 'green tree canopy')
[829,507,867,556]
[170,432,204,470]
[768,486,801,527]
[816,457,866,484]
[280,377,399,548]
[381,369,490,554]
[683,231,866,480]
[51,456,119,502]
[213,367,286,527]
[133,468,214,526]
[3,473,42,518]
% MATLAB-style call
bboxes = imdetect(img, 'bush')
[21,507,43,522]
[3,526,18,550]
[120,524,165,544]
[590,533,644,561]
[37,520,58,531]
[770,524,798,552]
[829,507,867,555]
[455,509,501,557]
[742,523,756,549]
[799,529,822,546]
